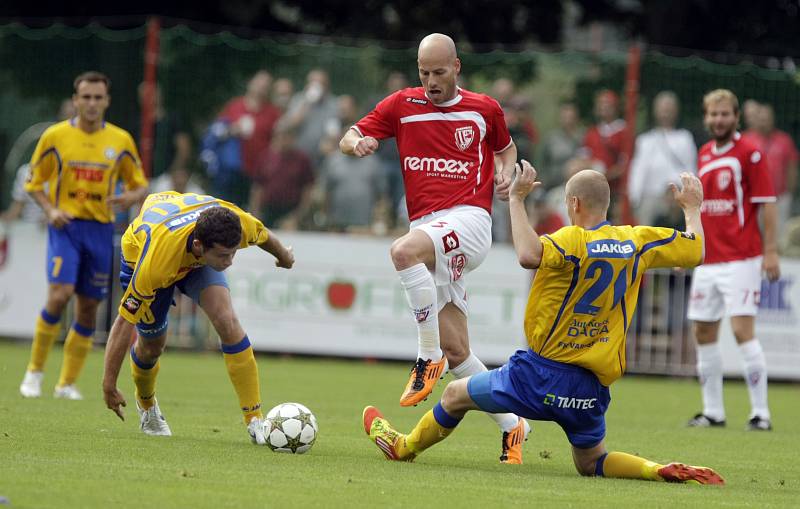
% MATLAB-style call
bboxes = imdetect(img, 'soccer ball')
[263,402,318,454]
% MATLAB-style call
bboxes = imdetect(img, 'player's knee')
[390,238,420,270]
[137,340,165,361]
[47,286,74,312]
[440,379,469,414]
[211,311,242,343]
[693,322,718,343]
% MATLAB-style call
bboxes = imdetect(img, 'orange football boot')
[399,356,448,407]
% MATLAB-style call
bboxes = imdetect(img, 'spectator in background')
[748,104,799,232]
[490,78,538,148]
[1,99,76,225]
[135,82,192,180]
[271,77,294,113]
[528,187,565,236]
[319,126,388,232]
[150,167,206,196]
[742,99,762,135]
[539,102,585,189]
[370,71,409,229]
[214,70,282,205]
[546,155,592,226]
[628,91,697,226]
[319,94,360,158]
[249,127,314,230]
[583,89,630,199]
[278,69,338,165]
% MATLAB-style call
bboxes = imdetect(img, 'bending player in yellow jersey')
[363,161,725,485]
[20,71,148,400]
[101,192,294,443]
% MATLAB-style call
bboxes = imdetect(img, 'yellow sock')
[599,451,663,481]
[57,324,93,386]
[222,337,262,424]
[130,346,160,410]
[404,405,458,456]
[27,310,62,372]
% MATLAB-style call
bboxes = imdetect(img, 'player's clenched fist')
[353,136,379,157]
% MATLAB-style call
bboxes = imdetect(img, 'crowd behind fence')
[1,22,799,375]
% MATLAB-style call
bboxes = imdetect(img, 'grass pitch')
[0,340,798,508]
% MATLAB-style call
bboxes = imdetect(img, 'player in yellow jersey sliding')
[20,71,149,400]
[363,160,725,485]
[101,191,294,443]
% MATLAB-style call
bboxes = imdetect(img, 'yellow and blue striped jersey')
[24,119,148,223]
[119,192,269,324]
[525,221,702,386]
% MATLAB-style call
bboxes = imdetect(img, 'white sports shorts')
[687,256,763,321]
[411,205,492,316]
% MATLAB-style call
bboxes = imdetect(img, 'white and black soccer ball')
[263,402,318,454]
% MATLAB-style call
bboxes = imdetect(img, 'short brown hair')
[195,206,242,249]
[73,71,111,93]
[703,89,738,115]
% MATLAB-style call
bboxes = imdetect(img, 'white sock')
[398,263,441,361]
[696,342,725,421]
[451,352,520,433]
[738,339,770,420]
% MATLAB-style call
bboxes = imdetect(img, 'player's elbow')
[518,252,541,270]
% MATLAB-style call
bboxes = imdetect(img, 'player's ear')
[454,58,461,75]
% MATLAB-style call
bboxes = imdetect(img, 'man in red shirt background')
[686,89,780,432]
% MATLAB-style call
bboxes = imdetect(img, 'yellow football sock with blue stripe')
[222,336,262,424]
[595,451,663,480]
[130,345,160,411]
[57,323,93,386]
[27,309,61,372]
[404,403,460,456]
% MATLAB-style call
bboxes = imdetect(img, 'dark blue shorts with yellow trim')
[468,349,611,449]
[46,220,113,300]
[119,256,228,339]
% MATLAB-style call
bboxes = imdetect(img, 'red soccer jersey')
[697,132,776,264]
[354,87,512,221]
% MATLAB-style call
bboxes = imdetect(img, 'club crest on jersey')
[442,231,460,253]
[123,295,142,313]
[454,126,475,151]
[104,147,117,160]
[717,170,731,190]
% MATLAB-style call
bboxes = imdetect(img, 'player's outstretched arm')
[669,172,705,262]
[259,232,295,269]
[339,128,379,158]
[509,160,544,269]
[103,314,135,421]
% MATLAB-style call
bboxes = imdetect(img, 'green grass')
[0,341,798,508]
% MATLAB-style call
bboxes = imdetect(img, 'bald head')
[418,33,457,61]
[417,33,461,104]
[565,170,610,214]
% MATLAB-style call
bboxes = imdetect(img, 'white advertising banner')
[227,231,530,365]
[1,225,798,380]
[717,259,800,380]
[0,222,49,337]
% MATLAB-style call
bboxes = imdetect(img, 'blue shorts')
[119,256,228,338]
[47,220,114,300]
[468,349,611,449]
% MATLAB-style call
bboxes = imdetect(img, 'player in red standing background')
[340,33,530,463]
[687,89,780,431]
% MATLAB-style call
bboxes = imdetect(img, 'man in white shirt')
[628,91,697,225]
